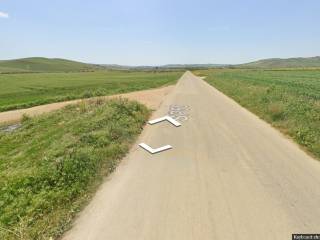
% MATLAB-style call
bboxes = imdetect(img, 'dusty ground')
[0,85,174,124]
[63,72,320,240]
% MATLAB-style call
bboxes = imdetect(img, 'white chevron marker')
[148,116,181,127]
[139,143,172,154]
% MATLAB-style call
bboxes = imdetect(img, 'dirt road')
[0,85,174,124]
[63,72,320,240]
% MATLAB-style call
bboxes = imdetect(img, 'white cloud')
[0,11,9,18]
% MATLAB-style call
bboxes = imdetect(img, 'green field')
[195,69,320,159]
[0,71,181,112]
[0,99,150,240]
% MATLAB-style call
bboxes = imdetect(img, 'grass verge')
[194,68,320,159]
[0,98,150,239]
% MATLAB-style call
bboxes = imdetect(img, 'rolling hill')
[0,57,103,73]
[2,56,320,73]
[102,63,227,71]
[237,56,320,69]
[0,58,225,73]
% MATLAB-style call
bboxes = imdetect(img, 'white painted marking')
[139,143,172,154]
[169,105,190,122]
[148,116,181,127]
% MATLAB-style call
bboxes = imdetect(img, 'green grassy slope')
[237,56,320,69]
[0,57,102,73]
[0,71,181,112]
[0,99,150,240]
[194,68,320,159]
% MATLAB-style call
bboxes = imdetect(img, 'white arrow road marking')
[139,143,172,154]
[148,116,181,127]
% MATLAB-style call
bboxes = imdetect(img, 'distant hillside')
[3,56,319,73]
[102,63,226,71]
[161,64,226,69]
[237,56,320,69]
[0,57,103,73]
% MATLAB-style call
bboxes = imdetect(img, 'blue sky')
[1,0,320,65]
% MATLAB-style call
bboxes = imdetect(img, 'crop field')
[195,69,320,159]
[0,98,150,239]
[0,71,181,112]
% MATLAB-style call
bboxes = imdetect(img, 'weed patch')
[0,98,150,239]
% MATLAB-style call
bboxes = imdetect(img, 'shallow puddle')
[0,123,22,133]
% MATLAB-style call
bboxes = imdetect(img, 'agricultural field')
[0,70,181,112]
[195,68,320,159]
[0,98,150,240]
